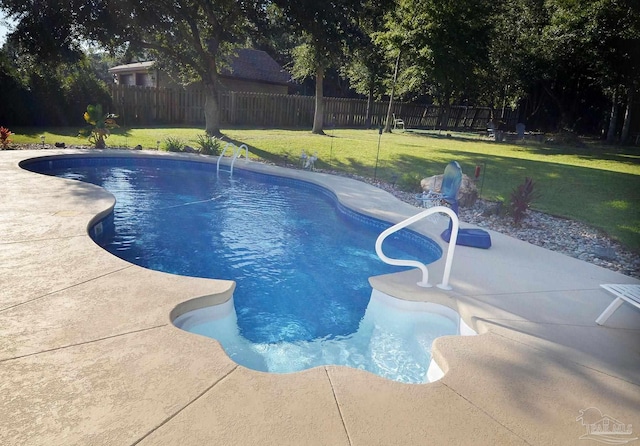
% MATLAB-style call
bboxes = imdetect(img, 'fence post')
[230,91,237,125]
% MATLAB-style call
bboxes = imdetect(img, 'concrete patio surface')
[1,149,639,445]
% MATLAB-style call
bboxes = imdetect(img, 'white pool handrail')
[230,144,250,175]
[217,142,250,176]
[375,206,459,290]
[237,144,250,162]
[216,142,234,174]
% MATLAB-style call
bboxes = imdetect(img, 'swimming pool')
[24,155,462,383]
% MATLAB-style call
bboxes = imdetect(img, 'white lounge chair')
[596,284,640,325]
[393,114,405,131]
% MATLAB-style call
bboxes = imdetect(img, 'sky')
[0,10,15,45]
[0,12,98,51]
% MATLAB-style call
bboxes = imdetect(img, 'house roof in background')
[221,48,291,85]
[107,49,291,85]
[108,61,155,74]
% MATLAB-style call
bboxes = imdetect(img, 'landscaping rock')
[481,202,503,217]
[420,173,478,207]
[591,246,617,261]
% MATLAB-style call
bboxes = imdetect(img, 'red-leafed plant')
[0,126,12,149]
[509,177,538,225]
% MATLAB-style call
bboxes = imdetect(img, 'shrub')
[195,134,222,155]
[545,130,586,148]
[78,104,118,148]
[397,172,423,193]
[163,137,185,152]
[0,126,12,149]
[509,177,538,225]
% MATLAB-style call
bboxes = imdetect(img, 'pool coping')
[2,149,639,445]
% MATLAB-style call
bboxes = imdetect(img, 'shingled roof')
[221,48,291,86]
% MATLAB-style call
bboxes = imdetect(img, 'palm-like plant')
[79,104,118,148]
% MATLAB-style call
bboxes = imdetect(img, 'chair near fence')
[392,114,405,131]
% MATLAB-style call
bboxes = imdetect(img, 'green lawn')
[9,126,640,251]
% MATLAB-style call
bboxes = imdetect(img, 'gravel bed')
[362,176,640,279]
[7,144,639,279]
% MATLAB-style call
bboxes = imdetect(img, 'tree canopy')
[1,0,638,138]
[274,0,366,133]
[2,0,267,135]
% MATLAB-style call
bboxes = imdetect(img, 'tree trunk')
[436,91,451,132]
[621,87,633,143]
[543,83,568,131]
[606,89,619,143]
[500,84,508,120]
[384,51,401,133]
[365,83,374,129]
[442,97,451,131]
[312,66,325,135]
[470,107,480,129]
[204,83,222,137]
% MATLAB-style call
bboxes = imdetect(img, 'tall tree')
[1,0,267,136]
[558,0,640,140]
[341,0,392,128]
[288,34,332,134]
[476,0,547,126]
[518,0,640,135]
[341,46,387,128]
[382,0,494,129]
[1,38,111,126]
[371,5,408,133]
[275,0,363,134]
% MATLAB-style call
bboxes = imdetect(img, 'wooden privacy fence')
[110,84,516,130]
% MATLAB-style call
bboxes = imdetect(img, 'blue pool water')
[24,156,458,383]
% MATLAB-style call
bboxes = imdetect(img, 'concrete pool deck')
[1,149,639,445]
